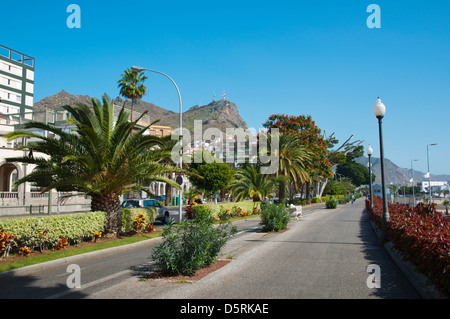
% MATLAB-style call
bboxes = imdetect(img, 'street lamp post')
[366,145,373,211]
[426,143,437,204]
[411,159,418,207]
[131,66,183,223]
[373,97,389,242]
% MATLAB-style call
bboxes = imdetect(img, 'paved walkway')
[89,199,421,299]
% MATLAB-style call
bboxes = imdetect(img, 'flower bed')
[0,208,158,259]
[370,196,450,296]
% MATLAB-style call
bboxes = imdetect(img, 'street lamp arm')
[130,65,184,223]
[131,66,183,133]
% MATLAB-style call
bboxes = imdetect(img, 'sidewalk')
[87,199,426,299]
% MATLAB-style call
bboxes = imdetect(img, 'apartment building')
[0,45,35,117]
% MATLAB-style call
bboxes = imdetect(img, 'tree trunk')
[165,182,172,206]
[314,179,328,198]
[130,99,134,122]
[279,182,286,203]
[305,182,311,204]
[91,193,122,237]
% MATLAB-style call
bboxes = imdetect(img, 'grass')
[0,230,162,273]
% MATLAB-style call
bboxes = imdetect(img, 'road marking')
[45,269,131,299]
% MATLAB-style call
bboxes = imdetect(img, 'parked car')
[121,198,171,224]
[155,195,166,202]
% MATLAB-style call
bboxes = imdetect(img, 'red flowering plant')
[262,114,334,202]
[263,114,333,179]
[370,195,450,296]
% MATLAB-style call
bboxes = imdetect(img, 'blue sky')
[2,1,449,175]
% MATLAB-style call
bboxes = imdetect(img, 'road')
[0,200,421,299]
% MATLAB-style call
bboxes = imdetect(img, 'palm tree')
[269,133,312,202]
[230,164,280,202]
[118,68,148,122]
[6,94,181,236]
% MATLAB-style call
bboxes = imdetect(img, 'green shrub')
[186,202,259,219]
[311,197,321,203]
[0,211,106,247]
[338,195,351,204]
[191,205,214,221]
[326,198,338,209]
[151,213,236,276]
[121,207,157,233]
[260,203,290,232]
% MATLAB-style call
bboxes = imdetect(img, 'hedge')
[121,207,157,233]
[0,211,106,247]
[0,207,158,251]
[190,202,261,219]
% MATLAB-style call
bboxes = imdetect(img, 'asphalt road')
[0,200,421,300]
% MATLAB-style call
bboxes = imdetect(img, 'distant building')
[372,184,391,199]
[148,124,172,137]
[419,181,449,193]
[0,45,35,117]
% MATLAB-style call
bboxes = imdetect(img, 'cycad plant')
[6,94,181,236]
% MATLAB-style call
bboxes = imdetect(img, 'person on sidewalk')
[351,194,355,204]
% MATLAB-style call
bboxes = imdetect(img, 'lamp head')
[373,97,386,118]
[366,145,373,156]
[131,66,146,73]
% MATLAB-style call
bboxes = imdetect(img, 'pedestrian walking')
[351,194,355,204]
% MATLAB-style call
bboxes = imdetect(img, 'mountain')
[355,156,450,185]
[34,91,248,136]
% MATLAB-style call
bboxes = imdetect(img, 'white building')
[0,45,191,214]
[419,181,449,194]
[0,45,34,117]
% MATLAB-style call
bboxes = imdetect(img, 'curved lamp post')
[366,145,373,211]
[131,66,183,223]
[373,97,389,242]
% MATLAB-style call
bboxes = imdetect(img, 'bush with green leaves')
[326,198,338,209]
[260,203,290,232]
[338,195,351,204]
[151,207,236,276]
[120,207,157,233]
[0,211,106,248]
[190,204,214,221]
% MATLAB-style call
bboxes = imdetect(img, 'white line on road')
[45,269,132,299]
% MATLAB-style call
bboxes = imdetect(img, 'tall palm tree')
[118,68,148,122]
[269,133,312,202]
[5,94,181,236]
[230,163,285,202]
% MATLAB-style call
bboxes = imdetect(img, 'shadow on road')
[0,272,88,299]
[357,209,421,299]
